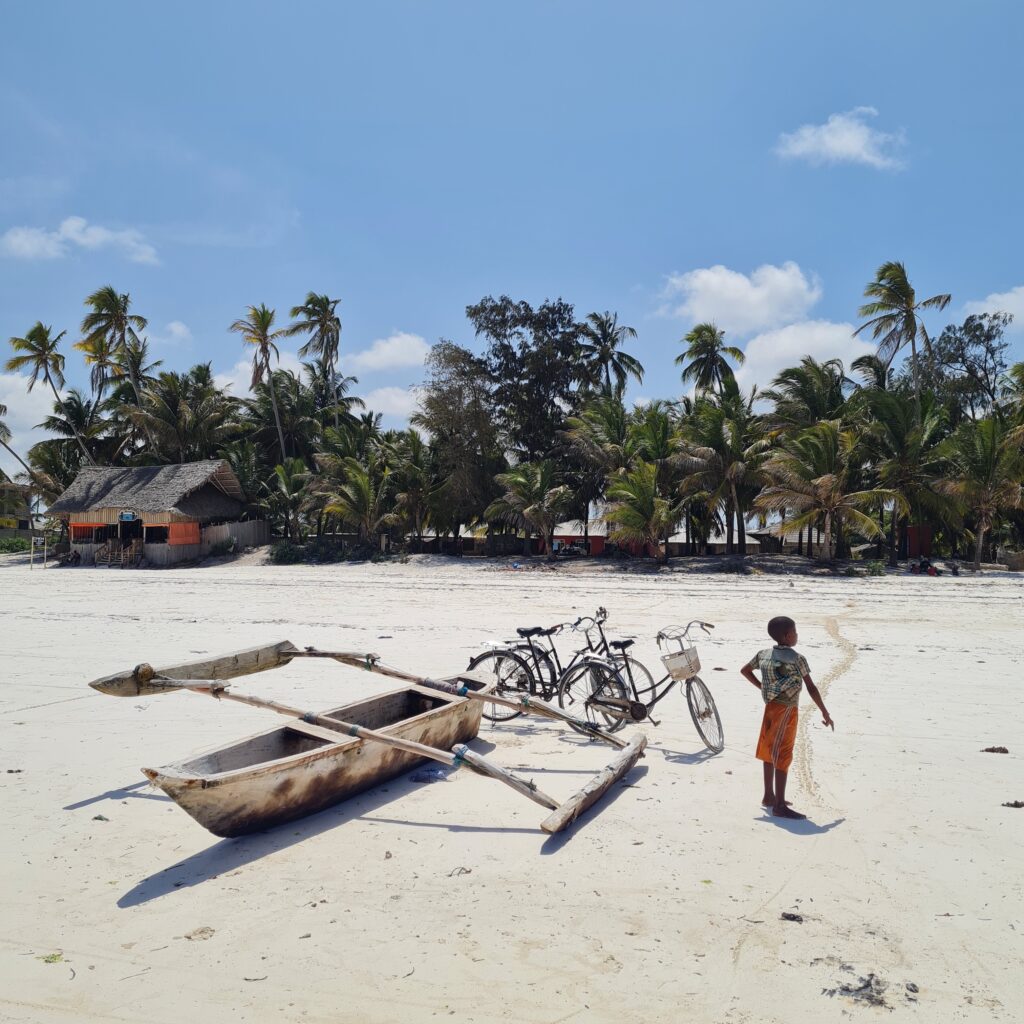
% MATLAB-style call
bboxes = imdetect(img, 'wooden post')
[540,734,647,834]
[452,745,558,810]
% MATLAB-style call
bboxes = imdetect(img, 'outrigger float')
[87,641,647,837]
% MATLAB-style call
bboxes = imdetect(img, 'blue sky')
[2,1,1022,474]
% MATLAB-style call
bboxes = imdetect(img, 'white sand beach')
[2,558,1022,1023]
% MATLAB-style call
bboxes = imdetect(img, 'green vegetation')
[0,536,31,553]
[3,266,1022,570]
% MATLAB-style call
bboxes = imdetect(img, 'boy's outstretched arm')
[803,674,834,729]
[740,664,761,690]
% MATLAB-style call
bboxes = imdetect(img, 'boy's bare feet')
[772,805,806,819]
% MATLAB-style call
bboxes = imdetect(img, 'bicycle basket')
[661,646,701,681]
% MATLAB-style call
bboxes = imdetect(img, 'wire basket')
[661,646,701,681]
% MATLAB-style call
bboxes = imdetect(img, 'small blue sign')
[119,511,137,522]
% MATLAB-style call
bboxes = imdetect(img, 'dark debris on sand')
[982,746,1009,754]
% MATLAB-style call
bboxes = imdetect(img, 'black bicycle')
[467,610,628,729]
[556,620,724,753]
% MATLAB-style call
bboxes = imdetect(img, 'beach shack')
[49,460,268,566]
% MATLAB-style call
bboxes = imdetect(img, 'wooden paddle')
[91,665,558,811]
[289,647,630,750]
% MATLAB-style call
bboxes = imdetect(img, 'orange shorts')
[756,701,798,772]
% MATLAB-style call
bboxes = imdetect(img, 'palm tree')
[391,429,433,550]
[321,455,398,547]
[756,421,896,561]
[73,333,118,413]
[264,458,308,542]
[762,357,849,433]
[486,461,573,559]
[854,261,951,415]
[862,390,953,566]
[850,353,893,392]
[938,417,1024,569]
[577,311,644,396]
[80,286,149,411]
[677,392,765,555]
[302,360,363,430]
[6,323,96,465]
[604,460,683,564]
[128,367,238,464]
[229,304,288,460]
[675,322,745,395]
[287,294,343,427]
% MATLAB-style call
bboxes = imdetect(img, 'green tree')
[854,261,951,415]
[938,417,1024,569]
[264,457,309,542]
[467,295,583,460]
[229,304,289,460]
[675,322,745,395]
[604,460,683,564]
[577,311,643,396]
[80,286,150,416]
[862,390,953,566]
[6,323,96,465]
[320,454,398,547]
[287,293,343,428]
[486,460,573,559]
[756,421,895,561]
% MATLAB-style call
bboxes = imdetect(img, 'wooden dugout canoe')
[142,681,488,838]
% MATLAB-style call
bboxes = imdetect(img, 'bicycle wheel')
[557,660,630,734]
[613,653,657,702]
[467,649,533,722]
[686,676,724,753]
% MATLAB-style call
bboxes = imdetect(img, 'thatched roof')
[48,460,244,518]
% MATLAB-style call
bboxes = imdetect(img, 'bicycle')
[467,612,628,729]
[557,620,724,753]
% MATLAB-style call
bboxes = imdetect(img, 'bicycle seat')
[609,639,635,651]
[516,626,544,638]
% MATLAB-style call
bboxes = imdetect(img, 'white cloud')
[150,320,193,348]
[776,107,906,170]
[0,215,159,264]
[662,261,822,335]
[343,332,429,372]
[963,285,1024,335]
[733,320,876,393]
[363,386,421,419]
[0,372,55,478]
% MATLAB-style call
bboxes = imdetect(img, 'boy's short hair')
[767,616,795,643]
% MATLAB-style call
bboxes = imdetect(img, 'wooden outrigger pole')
[87,641,646,835]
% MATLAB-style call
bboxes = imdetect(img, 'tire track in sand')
[792,615,856,806]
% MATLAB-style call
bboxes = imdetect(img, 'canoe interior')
[146,682,487,836]
[186,689,452,776]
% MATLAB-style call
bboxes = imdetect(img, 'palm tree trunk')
[1,440,44,488]
[888,507,899,568]
[909,333,922,422]
[265,360,288,461]
[522,529,532,557]
[46,374,96,466]
[725,496,734,554]
[797,525,803,556]
[824,511,833,561]
[876,501,884,559]
[973,525,985,571]
[732,484,746,556]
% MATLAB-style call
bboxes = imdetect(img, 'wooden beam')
[540,733,647,834]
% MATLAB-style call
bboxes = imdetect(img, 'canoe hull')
[144,684,485,837]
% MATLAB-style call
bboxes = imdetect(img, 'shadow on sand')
[117,746,649,906]
[756,814,845,836]
[64,780,170,811]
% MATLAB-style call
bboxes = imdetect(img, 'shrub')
[305,538,347,563]
[208,538,236,557]
[865,560,886,577]
[0,537,31,553]
[269,540,305,564]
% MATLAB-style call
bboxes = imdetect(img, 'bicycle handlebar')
[656,620,714,642]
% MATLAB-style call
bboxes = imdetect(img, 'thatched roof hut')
[49,460,244,525]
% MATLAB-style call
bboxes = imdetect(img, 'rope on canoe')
[451,745,466,768]
[300,711,318,724]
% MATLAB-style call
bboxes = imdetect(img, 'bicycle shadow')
[646,743,721,766]
[756,814,846,836]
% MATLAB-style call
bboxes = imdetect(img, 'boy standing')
[740,615,833,820]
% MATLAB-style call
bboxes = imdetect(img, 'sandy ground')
[1,556,1022,1024]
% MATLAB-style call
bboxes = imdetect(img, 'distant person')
[740,616,833,819]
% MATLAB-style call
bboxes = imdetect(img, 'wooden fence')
[71,520,269,566]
